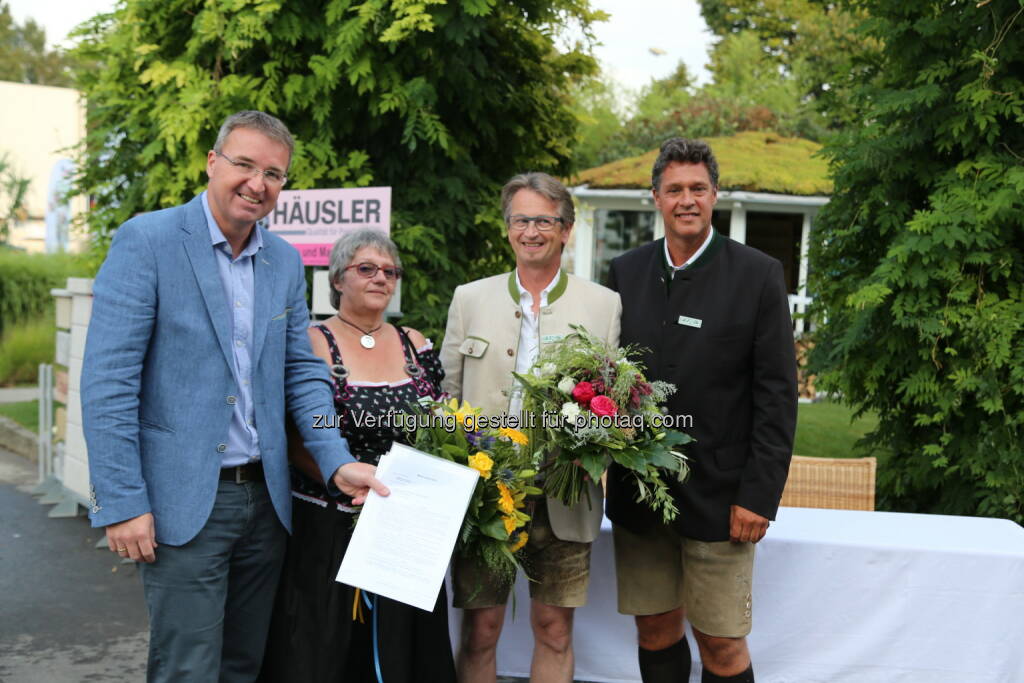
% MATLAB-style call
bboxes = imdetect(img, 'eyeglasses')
[508,215,564,232]
[344,262,403,281]
[215,151,288,187]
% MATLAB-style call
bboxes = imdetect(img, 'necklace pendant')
[360,334,376,349]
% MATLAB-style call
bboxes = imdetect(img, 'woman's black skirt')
[260,496,457,683]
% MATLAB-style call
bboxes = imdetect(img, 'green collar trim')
[689,229,724,270]
[548,270,568,303]
[663,230,724,280]
[506,269,568,305]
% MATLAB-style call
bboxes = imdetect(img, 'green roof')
[574,131,832,196]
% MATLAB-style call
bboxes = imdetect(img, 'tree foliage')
[569,67,629,171]
[71,0,603,337]
[0,1,75,86]
[569,3,839,171]
[700,0,821,60]
[698,0,881,127]
[626,57,812,145]
[0,151,30,245]
[572,51,820,171]
[808,0,1024,522]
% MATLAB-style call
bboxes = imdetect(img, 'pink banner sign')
[266,187,391,265]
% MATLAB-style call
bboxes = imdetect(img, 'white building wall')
[0,80,88,252]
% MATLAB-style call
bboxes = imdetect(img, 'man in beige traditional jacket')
[441,172,621,683]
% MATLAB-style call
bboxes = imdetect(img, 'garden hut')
[566,131,832,335]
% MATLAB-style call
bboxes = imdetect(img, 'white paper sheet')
[336,442,479,611]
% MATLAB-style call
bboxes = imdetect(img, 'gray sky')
[589,0,714,90]
[7,0,714,91]
[7,0,115,49]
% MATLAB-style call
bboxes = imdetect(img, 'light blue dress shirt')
[201,192,262,467]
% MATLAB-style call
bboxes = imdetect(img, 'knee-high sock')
[701,664,754,682]
[638,636,691,683]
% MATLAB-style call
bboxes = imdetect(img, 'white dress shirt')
[664,227,714,276]
[509,268,560,416]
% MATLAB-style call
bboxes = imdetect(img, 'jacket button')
[217,444,227,453]
[515,311,522,318]
[226,396,237,405]
[507,348,514,357]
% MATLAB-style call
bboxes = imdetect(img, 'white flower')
[541,362,557,376]
[560,402,581,420]
[557,376,576,394]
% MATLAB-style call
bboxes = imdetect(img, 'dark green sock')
[701,664,754,682]
[638,637,691,683]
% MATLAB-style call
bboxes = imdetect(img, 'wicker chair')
[779,455,876,511]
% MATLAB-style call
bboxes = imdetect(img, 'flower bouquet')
[513,325,693,523]
[412,398,540,582]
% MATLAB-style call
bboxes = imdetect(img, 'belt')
[220,462,264,483]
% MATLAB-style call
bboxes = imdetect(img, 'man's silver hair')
[500,172,575,226]
[213,110,294,164]
[328,228,402,309]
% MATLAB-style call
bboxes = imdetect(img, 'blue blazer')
[82,194,353,545]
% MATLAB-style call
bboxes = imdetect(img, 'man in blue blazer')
[82,110,386,682]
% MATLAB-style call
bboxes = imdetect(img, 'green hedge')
[0,249,89,336]
[0,317,55,386]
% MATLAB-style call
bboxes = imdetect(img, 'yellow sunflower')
[509,531,529,552]
[498,427,529,446]
[446,398,477,427]
[496,482,516,514]
[467,452,493,479]
[502,514,517,535]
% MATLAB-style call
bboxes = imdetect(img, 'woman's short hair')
[327,228,402,309]
[500,172,575,227]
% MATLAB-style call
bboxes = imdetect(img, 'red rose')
[572,381,596,406]
[589,395,618,417]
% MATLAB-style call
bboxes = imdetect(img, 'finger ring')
[117,547,127,552]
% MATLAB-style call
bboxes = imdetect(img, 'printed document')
[336,442,478,611]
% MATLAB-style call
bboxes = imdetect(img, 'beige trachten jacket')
[440,270,621,542]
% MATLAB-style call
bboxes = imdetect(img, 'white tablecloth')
[450,507,1024,682]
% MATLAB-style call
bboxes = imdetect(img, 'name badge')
[677,316,702,329]
[541,334,564,344]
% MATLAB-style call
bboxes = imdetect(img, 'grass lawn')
[794,400,880,460]
[0,400,39,432]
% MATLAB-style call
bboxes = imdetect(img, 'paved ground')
[0,447,149,682]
